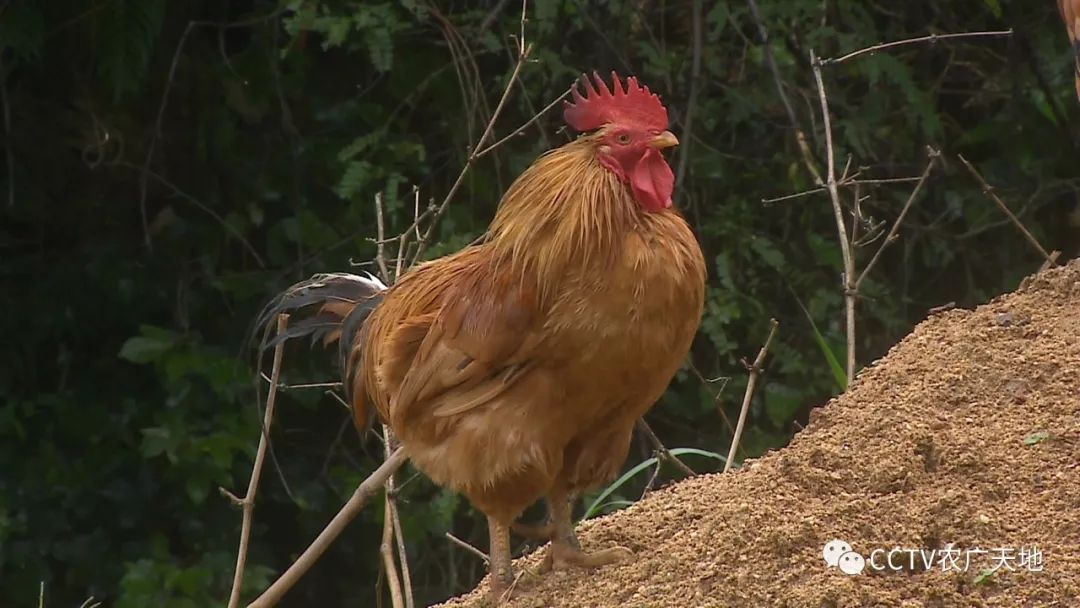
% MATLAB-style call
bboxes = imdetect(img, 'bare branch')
[810,51,857,381]
[410,1,533,266]
[635,419,695,477]
[112,161,266,267]
[380,425,413,608]
[247,447,409,608]
[724,319,779,472]
[412,47,531,264]
[380,493,405,608]
[474,85,571,159]
[227,314,288,608]
[822,29,1013,65]
[855,148,940,288]
[390,495,414,608]
[744,0,800,135]
[374,192,391,285]
[138,10,285,251]
[761,177,928,204]
[447,532,490,564]
[957,154,1056,267]
[675,0,704,188]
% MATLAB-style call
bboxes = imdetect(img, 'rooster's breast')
[546,212,706,422]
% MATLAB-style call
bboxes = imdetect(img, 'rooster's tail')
[256,272,387,425]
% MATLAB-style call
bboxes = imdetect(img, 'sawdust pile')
[441,260,1080,607]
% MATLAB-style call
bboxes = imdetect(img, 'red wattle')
[629,150,674,212]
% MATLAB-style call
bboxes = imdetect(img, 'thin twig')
[675,0,704,188]
[374,192,391,285]
[822,29,1013,65]
[761,186,824,205]
[380,424,413,608]
[810,51,856,381]
[390,495,414,608]
[855,148,940,288]
[412,0,533,265]
[113,161,266,267]
[372,188,413,608]
[226,314,288,608]
[247,447,409,608]
[760,177,928,204]
[258,373,342,391]
[280,381,342,390]
[640,459,663,499]
[745,0,800,133]
[446,532,490,564]
[724,319,779,472]
[138,10,285,251]
[687,361,734,436]
[474,85,571,159]
[380,493,405,608]
[635,419,695,477]
[957,154,1055,266]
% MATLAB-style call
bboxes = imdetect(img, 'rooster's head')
[563,71,677,212]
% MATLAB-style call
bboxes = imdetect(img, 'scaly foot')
[538,540,635,573]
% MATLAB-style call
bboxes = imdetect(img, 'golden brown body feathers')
[350,134,705,522]
[1060,0,1080,101]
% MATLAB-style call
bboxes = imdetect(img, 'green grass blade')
[583,448,728,519]
[584,457,658,519]
[668,447,727,462]
[794,295,848,390]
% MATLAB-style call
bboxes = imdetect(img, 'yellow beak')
[649,131,679,149]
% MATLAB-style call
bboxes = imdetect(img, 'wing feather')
[386,264,542,425]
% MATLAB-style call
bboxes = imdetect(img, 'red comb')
[563,71,669,133]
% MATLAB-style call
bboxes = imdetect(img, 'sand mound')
[440,260,1080,607]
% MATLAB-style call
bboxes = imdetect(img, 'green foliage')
[98,0,166,100]
[2,0,1078,606]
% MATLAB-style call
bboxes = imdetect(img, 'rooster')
[1060,0,1080,101]
[261,72,705,599]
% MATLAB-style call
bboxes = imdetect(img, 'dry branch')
[446,532,490,564]
[226,313,288,608]
[760,177,926,205]
[821,29,1013,65]
[412,1,534,266]
[724,319,779,472]
[139,10,285,251]
[635,419,696,477]
[247,447,409,608]
[855,148,940,288]
[810,51,857,382]
[957,154,1058,269]
[381,493,406,608]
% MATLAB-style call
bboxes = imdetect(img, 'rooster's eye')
[615,133,632,145]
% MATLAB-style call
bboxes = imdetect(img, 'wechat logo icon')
[823,539,866,575]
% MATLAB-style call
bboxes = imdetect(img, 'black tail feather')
[255,272,388,376]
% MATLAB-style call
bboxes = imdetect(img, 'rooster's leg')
[538,487,633,571]
[486,516,516,602]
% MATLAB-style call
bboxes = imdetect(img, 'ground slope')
[441,260,1080,608]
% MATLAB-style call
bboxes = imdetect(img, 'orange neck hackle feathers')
[488,135,632,301]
